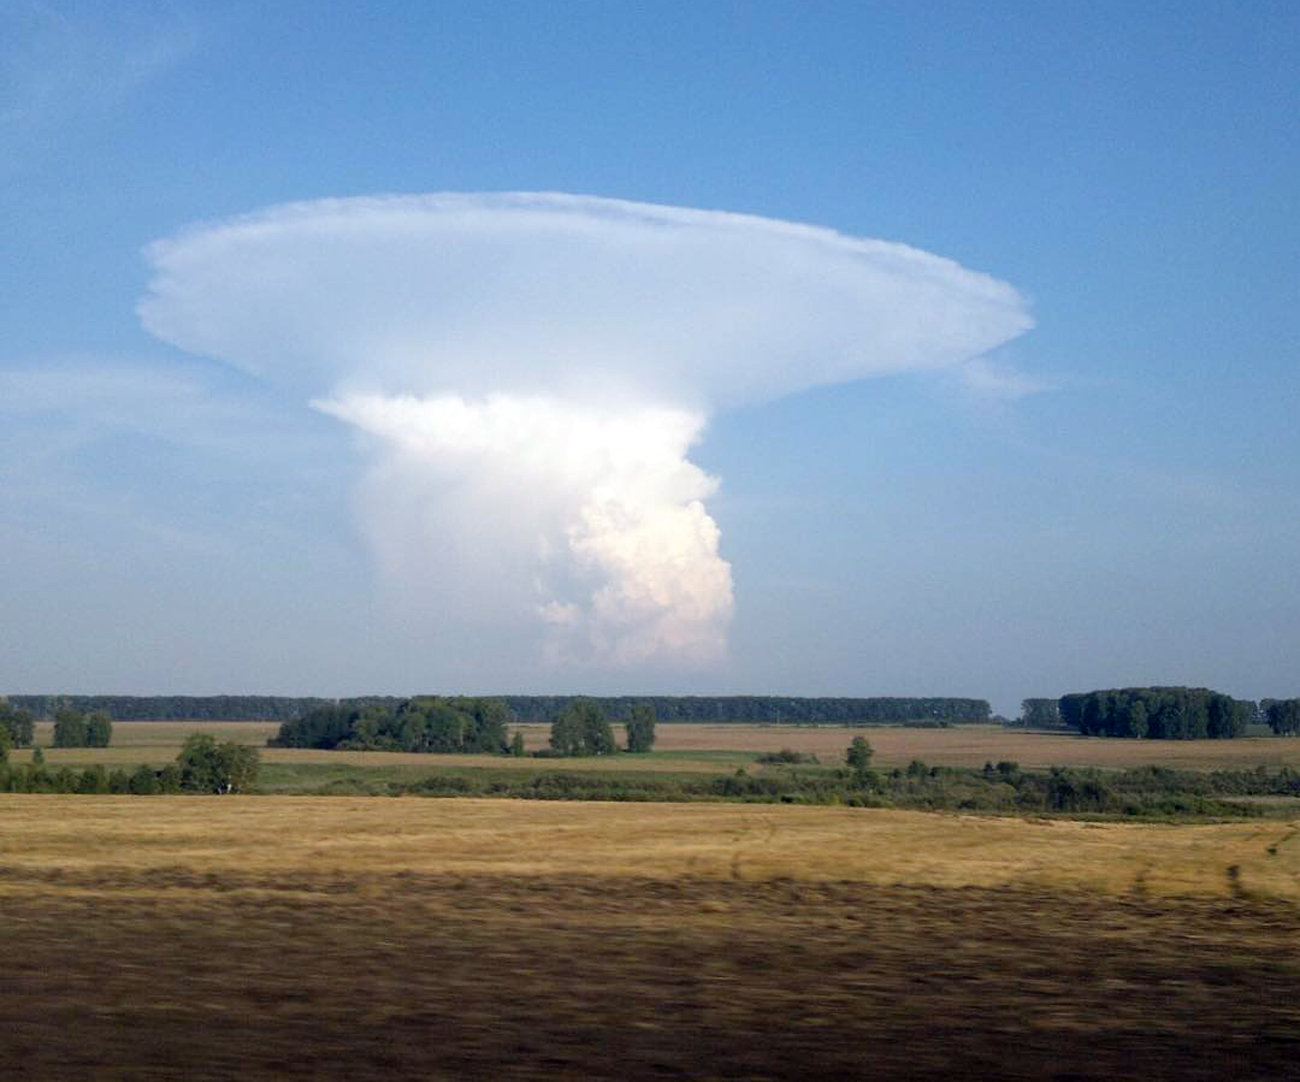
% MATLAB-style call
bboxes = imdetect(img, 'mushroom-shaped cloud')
[139,193,1033,669]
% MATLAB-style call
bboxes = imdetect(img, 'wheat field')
[2,796,1298,1080]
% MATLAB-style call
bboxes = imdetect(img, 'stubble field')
[2,795,1299,1080]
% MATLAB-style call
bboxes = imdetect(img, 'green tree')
[128,763,161,795]
[510,730,526,757]
[77,765,108,794]
[1127,700,1148,739]
[176,734,261,793]
[549,699,615,756]
[157,764,182,793]
[0,702,35,746]
[846,736,875,786]
[85,712,113,747]
[1019,699,1061,728]
[0,724,10,765]
[52,708,88,748]
[626,702,657,753]
[548,711,583,756]
[31,746,44,767]
[1265,699,1300,735]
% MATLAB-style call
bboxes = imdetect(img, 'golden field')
[1,796,1298,1080]
[2,795,1298,900]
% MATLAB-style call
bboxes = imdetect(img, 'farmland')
[1,796,1298,1080]
[22,719,1300,772]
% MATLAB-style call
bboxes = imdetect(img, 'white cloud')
[317,393,732,666]
[139,193,1034,670]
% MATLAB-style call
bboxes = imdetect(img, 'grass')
[2,795,1298,1080]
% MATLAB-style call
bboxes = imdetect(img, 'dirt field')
[2,796,1298,1080]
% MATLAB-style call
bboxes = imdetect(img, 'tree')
[52,708,88,748]
[77,765,108,794]
[626,702,657,753]
[0,702,34,747]
[176,733,261,793]
[128,763,161,795]
[1019,699,1061,729]
[549,699,616,756]
[0,724,10,765]
[1127,700,1148,739]
[510,730,526,757]
[1265,699,1300,735]
[846,736,875,786]
[85,712,113,748]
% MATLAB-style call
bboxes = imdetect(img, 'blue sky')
[2,1,1297,713]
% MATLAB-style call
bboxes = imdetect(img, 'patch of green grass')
[252,760,722,796]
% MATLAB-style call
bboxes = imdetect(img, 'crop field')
[24,719,1300,773]
[2,796,1299,1081]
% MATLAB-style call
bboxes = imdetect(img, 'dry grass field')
[2,796,1298,1080]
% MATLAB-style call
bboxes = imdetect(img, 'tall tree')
[845,736,875,786]
[550,699,616,756]
[85,712,113,747]
[52,709,88,748]
[1265,699,1300,735]
[626,702,657,753]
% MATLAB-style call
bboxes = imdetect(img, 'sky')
[2,1,1297,714]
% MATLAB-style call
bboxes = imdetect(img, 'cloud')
[139,193,1034,669]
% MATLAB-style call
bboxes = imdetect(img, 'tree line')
[271,697,515,753]
[271,696,660,757]
[0,732,259,794]
[6,694,992,724]
[7,694,332,720]
[1057,687,1254,739]
[500,695,991,723]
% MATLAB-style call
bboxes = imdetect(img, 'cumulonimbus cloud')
[139,193,1033,668]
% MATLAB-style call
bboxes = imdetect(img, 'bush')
[128,764,161,795]
[176,734,261,793]
[758,748,816,764]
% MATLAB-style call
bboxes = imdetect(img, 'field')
[2,796,1298,1080]
[22,719,1300,773]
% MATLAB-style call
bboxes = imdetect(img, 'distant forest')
[4,694,991,724]
[1058,688,1255,740]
